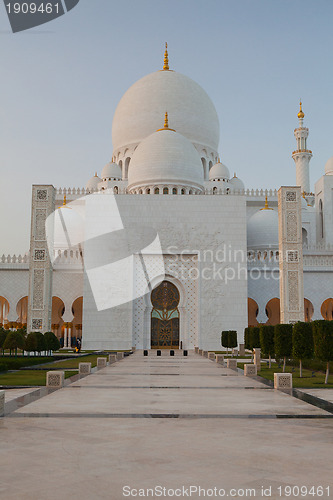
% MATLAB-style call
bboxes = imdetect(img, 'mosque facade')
[1,46,333,350]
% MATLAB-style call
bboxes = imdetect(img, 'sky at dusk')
[1,0,333,254]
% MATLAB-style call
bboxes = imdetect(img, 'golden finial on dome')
[63,195,67,206]
[261,195,273,211]
[95,172,98,177]
[164,111,169,128]
[157,111,175,132]
[298,100,304,119]
[163,42,169,71]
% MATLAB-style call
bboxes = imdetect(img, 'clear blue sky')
[1,0,332,254]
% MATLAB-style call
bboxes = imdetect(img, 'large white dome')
[247,207,279,249]
[127,127,204,192]
[112,70,220,156]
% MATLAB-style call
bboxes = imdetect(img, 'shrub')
[35,332,46,355]
[44,332,60,355]
[25,332,38,355]
[0,362,8,372]
[244,327,251,350]
[250,327,260,349]
[3,331,25,357]
[259,325,275,367]
[292,322,314,377]
[0,328,7,355]
[312,320,333,384]
[221,330,238,354]
[274,323,293,372]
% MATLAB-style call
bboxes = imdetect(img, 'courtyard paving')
[1,351,333,500]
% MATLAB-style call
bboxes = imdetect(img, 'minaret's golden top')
[157,112,175,132]
[298,100,305,119]
[163,42,169,71]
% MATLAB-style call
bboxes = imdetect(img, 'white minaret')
[292,101,312,194]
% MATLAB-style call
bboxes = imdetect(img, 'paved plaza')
[1,351,333,499]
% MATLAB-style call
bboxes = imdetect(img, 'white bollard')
[215,354,224,364]
[97,357,107,369]
[79,362,91,375]
[208,352,215,360]
[274,373,292,389]
[109,354,117,364]
[244,364,257,377]
[253,348,261,372]
[46,371,65,388]
[227,359,237,370]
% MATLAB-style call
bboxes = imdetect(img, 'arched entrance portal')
[151,281,180,349]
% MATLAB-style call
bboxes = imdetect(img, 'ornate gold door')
[151,281,180,349]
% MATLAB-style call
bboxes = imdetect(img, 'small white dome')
[112,70,220,155]
[229,174,245,191]
[86,173,101,191]
[325,157,333,175]
[101,161,122,181]
[128,128,204,192]
[209,161,230,181]
[247,207,279,249]
[46,205,84,251]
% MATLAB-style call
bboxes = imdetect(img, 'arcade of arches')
[51,296,83,347]
[248,296,319,326]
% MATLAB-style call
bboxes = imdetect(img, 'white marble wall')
[82,193,247,350]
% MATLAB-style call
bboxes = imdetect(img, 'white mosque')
[0,45,333,350]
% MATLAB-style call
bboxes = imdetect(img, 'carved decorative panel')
[287,250,299,263]
[34,249,46,261]
[31,318,43,330]
[288,270,299,311]
[36,189,48,201]
[286,191,296,202]
[35,209,47,241]
[32,269,44,309]
[286,212,297,242]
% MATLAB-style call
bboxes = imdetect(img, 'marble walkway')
[1,350,333,500]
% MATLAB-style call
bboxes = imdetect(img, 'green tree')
[228,331,238,354]
[259,325,275,368]
[221,331,237,355]
[25,332,38,356]
[3,331,25,357]
[0,328,7,356]
[250,327,260,349]
[274,324,293,372]
[44,332,60,355]
[35,332,46,356]
[244,327,251,350]
[292,322,314,377]
[312,320,333,384]
[221,331,229,354]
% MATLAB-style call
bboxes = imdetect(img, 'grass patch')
[41,354,108,369]
[0,357,55,372]
[0,370,77,387]
[238,362,333,388]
